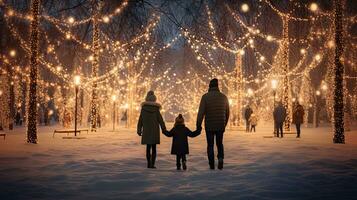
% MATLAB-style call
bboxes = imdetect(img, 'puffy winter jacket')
[196,87,230,132]
[137,102,166,145]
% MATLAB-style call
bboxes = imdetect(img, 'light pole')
[313,90,321,128]
[112,94,117,131]
[271,79,278,135]
[74,75,81,136]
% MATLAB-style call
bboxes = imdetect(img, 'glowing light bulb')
[68,16,75,24]
[327,40,335,48]
[315,54,321,61]
[266,35,273,42]
[9,50,16,57]
[241,3,249,12]
[74,75,81,86]
[271,79,278,90]
[300,48,306,54]
[310,3,318,12]
[102,16,110,23]
[239,49,245,55]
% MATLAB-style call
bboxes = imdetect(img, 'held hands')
[163,129,171,137]
[191,127,202,137]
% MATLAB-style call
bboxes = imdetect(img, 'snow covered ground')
[1,123,357,200]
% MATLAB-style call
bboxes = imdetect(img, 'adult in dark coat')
[137,91,166,168]
[292,102,305,138]
[197,78,230,170]
[273,101,287,138]
[244,105,253,132]
[164,114,200,170]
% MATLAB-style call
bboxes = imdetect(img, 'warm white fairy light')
[241,3,249,13]
[327,40,335,48]
[300,48,306,54]
[315,54,321,61]
[68,16,75,24]
[102,16,110,23]
[9,49,16,57]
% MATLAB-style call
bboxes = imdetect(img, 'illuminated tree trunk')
[333,0,344,143]
[282,17,291,131]
[27,0,40,143]
[7,66,15,130]
[90,0,101,130]
[236,53,243,126]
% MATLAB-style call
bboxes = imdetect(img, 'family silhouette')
[137,78,304,170]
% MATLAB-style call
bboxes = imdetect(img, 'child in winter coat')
[249,114,258,132]
[164,114,201,170]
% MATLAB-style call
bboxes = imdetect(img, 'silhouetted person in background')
[249,113,258,132]
[293,102,305,138]
[244,105,253,132]
[273,101,287,138]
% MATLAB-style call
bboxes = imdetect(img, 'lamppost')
[74,75,81,136]
[313,90,321,128]
[112,94,117,131]
[271,79,278,135]
[271,79,278,108]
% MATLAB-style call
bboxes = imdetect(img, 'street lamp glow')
[310,3,318,12]
[321,84,328,91]
[247,88,253,96]
[112,94,117,102]
[300,48,306,54]
[74,75,81,86]
[316,90,321,96]
[271,79,278,90]
[241,3,249,12]
[9,49,16,57]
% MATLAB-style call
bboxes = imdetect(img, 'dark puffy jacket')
[292,104,305,124]
[164,125,200,155]
[244,107,253,120]
[196,87,230,132]
[137,102,166,145]
[273,104,287,124]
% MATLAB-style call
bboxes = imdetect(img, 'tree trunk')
[27,0,40,143]
[333,0,345,143]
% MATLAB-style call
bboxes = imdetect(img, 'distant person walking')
[273,101,287,138]
[249,113,258,132]
[292,102,305,138]
[137,91,167,169]
[197,78,230,170]
[244,105,253,132]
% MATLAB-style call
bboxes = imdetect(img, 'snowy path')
[1,125,357,200]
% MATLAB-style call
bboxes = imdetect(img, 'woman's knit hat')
[175,114,185,126]
[145,90,157,102]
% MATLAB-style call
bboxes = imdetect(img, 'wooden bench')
[53,128,89,138]
[0,133,5,140]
